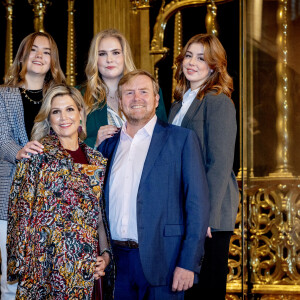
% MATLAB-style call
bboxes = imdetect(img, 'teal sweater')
[84,89,167,148]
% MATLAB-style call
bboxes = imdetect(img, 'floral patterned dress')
[7,133,114,299]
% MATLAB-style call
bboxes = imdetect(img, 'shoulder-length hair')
[84,29,136,113]
[4,32,65,92]
[174,33,233,102]
[31,84,87,142]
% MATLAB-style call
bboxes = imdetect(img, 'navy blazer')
[169,92,239,231]
[98,119,209,286]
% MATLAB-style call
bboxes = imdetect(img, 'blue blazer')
[98,119,210,286]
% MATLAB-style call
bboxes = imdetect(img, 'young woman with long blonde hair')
[81,29,167,148]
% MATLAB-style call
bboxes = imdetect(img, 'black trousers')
[185,231,232,300]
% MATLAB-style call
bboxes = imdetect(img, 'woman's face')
[182,42,211,90]
[49,95,81,146]
[25,36,51,78]
[97,37,125,83]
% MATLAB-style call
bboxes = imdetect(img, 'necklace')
[27,88,43,94]
[21,88,43,105]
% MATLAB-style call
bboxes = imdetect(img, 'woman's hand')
[94,252,110,280]
[16,141,44,160]
[95,125,120,148]
[206,227,212,238]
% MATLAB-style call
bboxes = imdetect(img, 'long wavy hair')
[84,29,136,113]
[174,33,233,102]
[31,84,87,142]
[4,32,65,92]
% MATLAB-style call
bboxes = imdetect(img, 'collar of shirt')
[182,87,200,105]
[120,114,157,141]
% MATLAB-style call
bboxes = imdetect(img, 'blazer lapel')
[139,120,169,188]
[181,97,202,127]
[104,133,121,217]
[168,101,182,123]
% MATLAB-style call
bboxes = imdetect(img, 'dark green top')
[84,88,167,148]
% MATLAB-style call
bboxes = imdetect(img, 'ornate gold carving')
[269,0,292,177]
[205,1,218,36]
[131,0,151,10]
[227,186,244,297]
[228,199,243,283]
[171,11,182,102]
[248,179,300,292]
[4,0,14,75]
[66,0,76,86]
[28,0,50,32]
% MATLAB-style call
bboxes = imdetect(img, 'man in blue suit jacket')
[98,70,209,299]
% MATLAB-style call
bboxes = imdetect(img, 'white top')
[172,88,200,126]
[107,105,125,128]
[108,115,157,242]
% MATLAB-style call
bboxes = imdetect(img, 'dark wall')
[0,0,93,85]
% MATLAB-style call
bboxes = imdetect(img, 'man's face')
[120,75,159,126]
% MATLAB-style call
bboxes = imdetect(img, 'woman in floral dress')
[7,84,114,299]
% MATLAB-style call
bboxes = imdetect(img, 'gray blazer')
[0,87,28,220]
[169,92,239,231]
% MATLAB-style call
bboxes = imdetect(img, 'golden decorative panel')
[249,180,300,286]
[247,179,300,297]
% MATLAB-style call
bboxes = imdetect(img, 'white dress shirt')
[109,115,157,242]
[172,88,200,126]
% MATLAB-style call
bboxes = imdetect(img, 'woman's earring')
[78,120,82,133]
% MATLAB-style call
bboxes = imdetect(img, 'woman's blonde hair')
[31,84,87,142]
[4,32,65,92]
[84,29,136,113]
[174,33,233,102]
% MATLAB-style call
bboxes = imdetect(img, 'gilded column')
[172,11,182,102]
[66,0,76,86]
[94,0,131,41]
[269,0,292,177]
[28,0,50,32]
[134,2,152,72]
[4,0,14,75]
[205,0,218,36]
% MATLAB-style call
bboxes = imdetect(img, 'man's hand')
[172,267,194,292]
[206,226,212,238]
